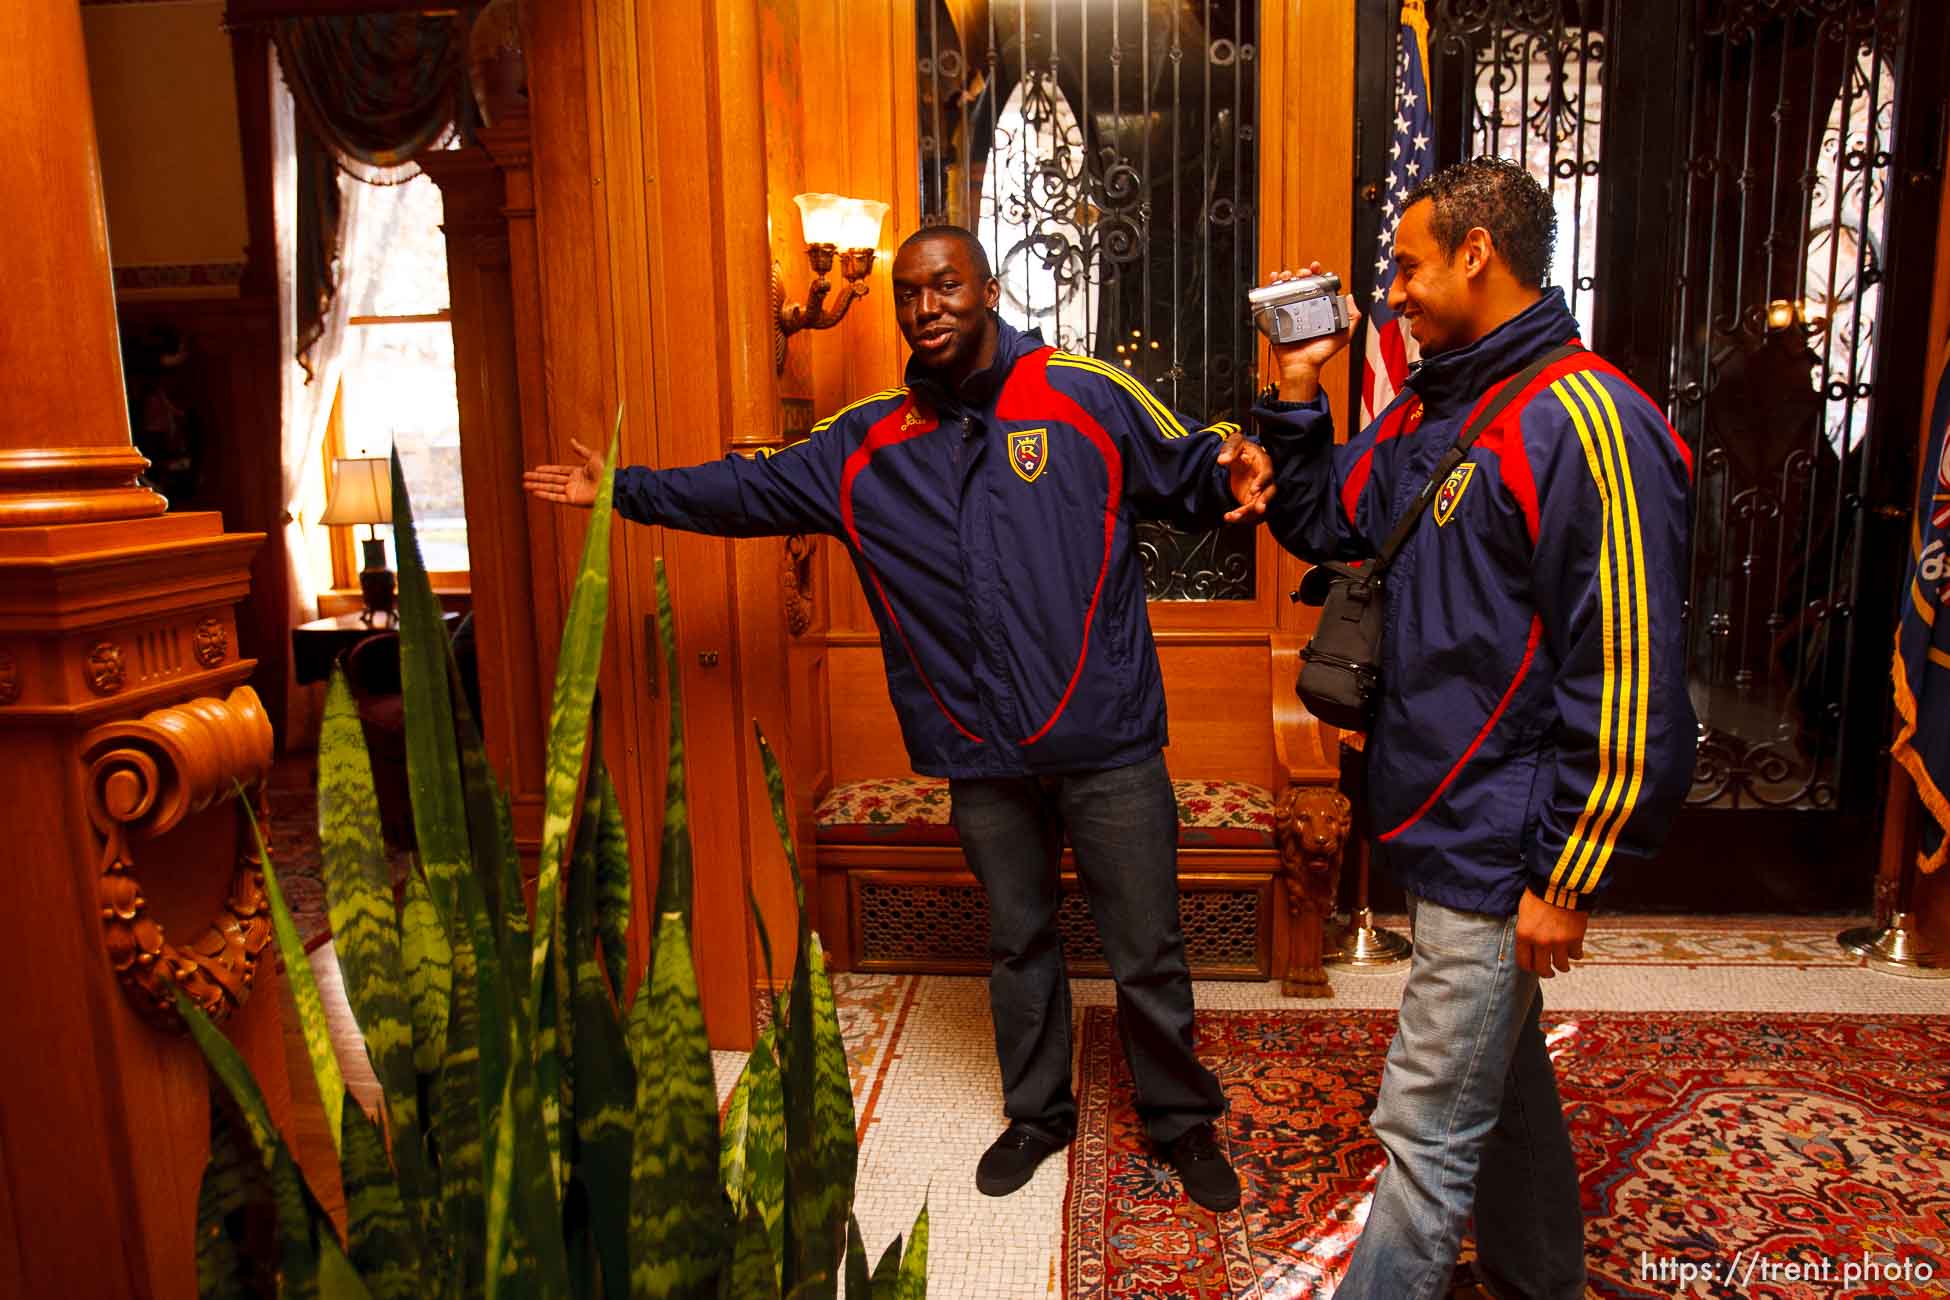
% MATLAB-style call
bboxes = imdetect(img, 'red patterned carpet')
[1064,1008,1950,1299]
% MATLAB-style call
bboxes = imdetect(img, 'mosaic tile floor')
[706,917,1950,1298]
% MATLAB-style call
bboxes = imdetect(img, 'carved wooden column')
[0,6,284,1297]
[417,129,555,872]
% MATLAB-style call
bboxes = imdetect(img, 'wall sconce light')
[775,192,889,368]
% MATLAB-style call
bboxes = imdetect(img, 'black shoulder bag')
[1293,343,1580,731]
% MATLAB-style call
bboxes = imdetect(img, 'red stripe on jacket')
[997,348,1121,746]
[1379,616,1545,842]
[1585,354,1694,479]
[839,397,985,744]
[1342,397,1421,529]
[1463,342,1594,543]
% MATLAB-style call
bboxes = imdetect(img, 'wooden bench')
[806,634,1353,995]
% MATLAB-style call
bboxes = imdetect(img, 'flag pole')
[1326,737,1411,970]
[1841,769,1950,975]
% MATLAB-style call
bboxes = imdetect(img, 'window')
[321,171,466,590]
[916,0,1263,601]
[1467,18,1604,341]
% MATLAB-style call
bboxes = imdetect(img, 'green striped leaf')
[447,643,514,943]
[780,905,825,1292]
[174,990,333,1300]
[719,1024,785,1288]
[240,797,344,1158]
[593,758,632,1006]
[893,1202,928,1300]
[390,454,472,930]
[867,1234,901,1299]
[507,1032,574,1296]
[195,1087,274,1300]
[399,870,451,1077]
[436,931,485,1297]
[340,1092,419,1298]
[531,416,621,1037]
[753,731,804,916]
[318,1233,376,1300]
[723,1207,781,1300]
[568,777,637,1300]
[843,1216,869,1300]
[651,558,691,921]
[805,933,858,1276]
[318,674,429,1214]
[628,911,731,1298]
[483,1063,519,1300]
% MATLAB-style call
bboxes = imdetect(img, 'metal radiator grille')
[853,880,1266,977]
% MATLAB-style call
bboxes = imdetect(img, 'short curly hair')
[1401,157,1556,289]
[898,224,994,282]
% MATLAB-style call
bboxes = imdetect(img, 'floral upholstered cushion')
[813,777,961,845]
[815,777,1275,848]
[1169,779,1278,847]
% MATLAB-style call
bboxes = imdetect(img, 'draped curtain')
[267,12,464,737]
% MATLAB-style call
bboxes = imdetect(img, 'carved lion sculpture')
[1275,784,1352,997]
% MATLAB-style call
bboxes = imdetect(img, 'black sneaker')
[1159,1121,1241,1212]
[975,1123,1070,1197]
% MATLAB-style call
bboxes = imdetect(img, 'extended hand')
[1263,261,1360,403]
[523,437,606,509]
[1515,889,1588,978]
[1217,432,1276,523]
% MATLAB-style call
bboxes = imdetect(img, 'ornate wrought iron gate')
[915,0,1262,601]
[1360,0,1949,902]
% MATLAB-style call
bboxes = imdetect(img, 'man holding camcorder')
[1228,158,1698,1297]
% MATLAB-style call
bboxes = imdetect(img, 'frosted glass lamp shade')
[794,193,889,250]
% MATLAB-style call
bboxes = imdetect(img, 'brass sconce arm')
[779,243,877,336]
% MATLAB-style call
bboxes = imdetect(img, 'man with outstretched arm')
[1227,158,1697,1295]
[526,224,1278,1213]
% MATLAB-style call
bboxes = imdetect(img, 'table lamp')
[318,456,395,624]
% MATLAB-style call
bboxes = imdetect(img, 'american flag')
[1361,0,1437,430]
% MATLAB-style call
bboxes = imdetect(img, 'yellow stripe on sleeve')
[811,386,907,435]
[1544,376,1630,901]
[1564,369,1652,899]
[1048,353,1191,439]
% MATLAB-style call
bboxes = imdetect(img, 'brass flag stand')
[1326,740,1411,971]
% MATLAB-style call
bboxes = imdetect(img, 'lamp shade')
[318,457,393,527]
[793,192,889,251]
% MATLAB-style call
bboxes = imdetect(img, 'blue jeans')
[949,753,1225,1144]
[1336,894,1586,1300]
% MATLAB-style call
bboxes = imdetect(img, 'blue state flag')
[1894,349,1950,872]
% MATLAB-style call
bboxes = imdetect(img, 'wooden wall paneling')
[712,0,804,987]
[525,0,658,990]
[758,0,837,884]
[630,0,775,1049]
[1259,0,1354,637]
[802,0,914,641]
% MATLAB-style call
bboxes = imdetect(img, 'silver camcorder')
[1249,272,1351,345]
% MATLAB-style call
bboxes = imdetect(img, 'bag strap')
[1370,341,1582,578]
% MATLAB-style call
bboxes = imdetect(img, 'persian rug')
[263,769,334,952]
[1064,1008,1950,1299]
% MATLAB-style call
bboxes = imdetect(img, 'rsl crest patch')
[1010,427,1050,483]
[1432,461,1476,527]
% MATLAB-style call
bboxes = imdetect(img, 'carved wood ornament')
[783,532,816,636]
[1275,783,1353,997]
[86,686,276,1029]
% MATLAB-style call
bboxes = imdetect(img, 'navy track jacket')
[612,319,1246,778]
[1258,291,1698,915]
